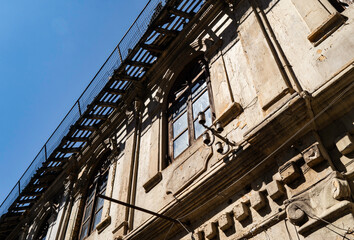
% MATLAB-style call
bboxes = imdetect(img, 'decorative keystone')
[267,180,285,200]
[335,133,354,155]
[204,222,217,239]
[250,191,266,211]
[303,143,324,167]
[218,213,233,231]
[233,202,249,221]
[279,161,301,184]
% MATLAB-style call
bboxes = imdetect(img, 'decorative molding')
[166,145,213,195]
[267,180,286,200]
[112,220,128,238]
[250,191,266,211]
[204,222,217,239]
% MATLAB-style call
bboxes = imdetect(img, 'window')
[79,165,109,240]
[167,59,214,161]
[37,215,50,240]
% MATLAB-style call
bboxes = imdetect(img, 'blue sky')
[0,0,147,204]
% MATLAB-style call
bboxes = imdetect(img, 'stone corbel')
[285,172,353,236]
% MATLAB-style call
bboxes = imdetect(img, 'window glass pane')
[173,112,188,138]
[173,130,189,158]
[192,90,210,119]
[92,209,103,230]
[99,173,108,191]
[83,202,93,221]
[170,94,187,119]
[96,190,106,211]
[191,79,207,99]
[80,221,90,240]
[87,187,95,203]
[194,108,212,138]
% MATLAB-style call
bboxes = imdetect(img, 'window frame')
[167,59,215,163]
[78,166,109,240]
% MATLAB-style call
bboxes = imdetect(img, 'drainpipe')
[128,98,143,231]
[125,93,144,232]
[249,0,338,171]
[250,0,303,93]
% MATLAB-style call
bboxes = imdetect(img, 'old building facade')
[0,0,353,239]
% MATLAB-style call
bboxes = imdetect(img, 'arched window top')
[168,58,208,103]
[166,58,214,163]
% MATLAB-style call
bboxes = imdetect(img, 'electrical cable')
[163,222,175,240]
[177,219,191,234]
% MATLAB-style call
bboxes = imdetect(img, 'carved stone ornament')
[302,143,324,167]
[190,37,223,60]
[285,172,352,235]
